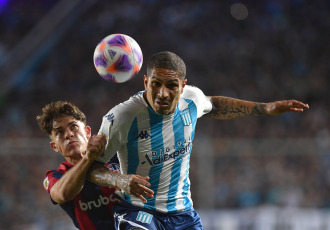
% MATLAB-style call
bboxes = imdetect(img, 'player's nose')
[65,129,74,139]
[158,85,169,98]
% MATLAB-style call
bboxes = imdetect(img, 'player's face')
[49,116,91,162]
[144,68,187,115]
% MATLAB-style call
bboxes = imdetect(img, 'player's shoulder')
[43,161,69,191]
[118,91,145,113]
[102,91,146,125]
[182,85,206,99]
[46,161,71,177]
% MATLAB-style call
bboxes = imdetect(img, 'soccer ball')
[93,34,143,83]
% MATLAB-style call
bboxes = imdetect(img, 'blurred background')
[0,0,329,229]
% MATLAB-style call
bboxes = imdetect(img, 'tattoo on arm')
[205,96,267,120]
[117,175,131,194]
[251,104,266,116]
[87,162,119,188]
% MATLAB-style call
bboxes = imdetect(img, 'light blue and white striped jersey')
[97,85,212,213]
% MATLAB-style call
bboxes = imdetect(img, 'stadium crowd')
[0,0,329,229]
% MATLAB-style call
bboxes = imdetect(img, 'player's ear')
[181,79,187,94]
[50,141,59,152]
[85,126,91,139]
[143,75,148,89]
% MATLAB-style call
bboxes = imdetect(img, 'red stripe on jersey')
[73,193,96,230]
[100,186,117,219]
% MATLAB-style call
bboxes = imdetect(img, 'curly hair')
[36,101,86,135]
[146,51,186,80]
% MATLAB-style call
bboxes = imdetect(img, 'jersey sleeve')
[96,94,143,163]
[183,85,212,118]
[43,169,64,204]
[96,106,127,163]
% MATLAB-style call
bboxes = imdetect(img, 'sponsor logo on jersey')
[142,140,192,165]
[180,109,192,126]
[136,211,153,224]
[79,194,119,211]
[138,130,151,139]
[105,113,114,124]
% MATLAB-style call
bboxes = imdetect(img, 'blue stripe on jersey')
[125,117,139,204]
[127,117,139,174]
[60,200,79,228]
[79,181,114,228]
[147,107,164,211]
[166,108,186,212]
[52,170,63,179]
[183,99,198,211]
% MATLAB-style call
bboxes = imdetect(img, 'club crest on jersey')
[180,109,192,126]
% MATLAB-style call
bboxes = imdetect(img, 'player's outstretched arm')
[87,162,154,203]
[204,96,309,120]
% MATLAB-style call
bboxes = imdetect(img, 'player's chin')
[66,146,83,156]
[155,107,171,115]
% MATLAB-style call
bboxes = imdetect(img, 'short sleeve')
[182,85,212,118]
[96,110,121,163]
[43,169,63,204]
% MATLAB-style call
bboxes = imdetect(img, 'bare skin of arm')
[204,96,309,120]
[50,135,106,204]
[87,162,154,203]
[50,156,94,204]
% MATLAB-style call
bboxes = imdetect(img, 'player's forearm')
[205,96,267,120]
[87,163,154,203]
[51,157,93,203]
[87,161,120,188]
[87,162,141,192]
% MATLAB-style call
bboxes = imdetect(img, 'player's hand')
[85,135,107,161]
[116,174,154,203]
[266,100,309,115]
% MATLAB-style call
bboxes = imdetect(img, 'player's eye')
[151,81,161,87]
[71,124,79,131]
[167,84,178,89]
[56,130,64,136]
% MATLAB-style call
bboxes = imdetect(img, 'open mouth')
[156,100,169,108]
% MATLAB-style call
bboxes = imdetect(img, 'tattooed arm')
[204,96,309,120]
[87,162,154,203]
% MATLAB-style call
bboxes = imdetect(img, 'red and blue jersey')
[43,158,120,230]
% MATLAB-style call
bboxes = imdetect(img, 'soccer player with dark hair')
[90,51,309,230]
[37,101,153,230]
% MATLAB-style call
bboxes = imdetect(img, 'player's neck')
[65,156,81,165]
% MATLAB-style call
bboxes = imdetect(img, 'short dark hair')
[36,101,86,135]
[147,51,186,80]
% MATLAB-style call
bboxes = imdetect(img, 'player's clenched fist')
[85,135,107,161]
